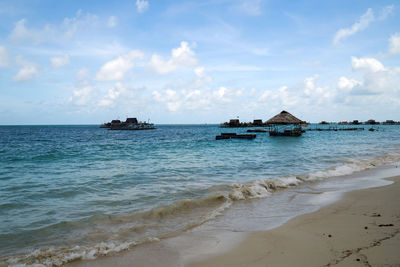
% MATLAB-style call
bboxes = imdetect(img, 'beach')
[2,0,400,266]
[190,176,400,267]
[2,125,400,266]
[66,170,400,267]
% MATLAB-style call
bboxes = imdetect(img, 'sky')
[0,0,399,124]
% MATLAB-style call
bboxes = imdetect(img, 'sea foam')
[3,153,400,267]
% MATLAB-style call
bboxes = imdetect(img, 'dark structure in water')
[100,118,156,130]
[266,111,304,137]
[307,126,364,131]
[247,129,268,133]
[220,119,269,128]
[216,133,256,140]
[365,119,380,125]
[269,128,302,137]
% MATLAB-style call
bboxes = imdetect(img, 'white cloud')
[337,76,362,90]
[303,74,333,103]
[0,46,9,67]
[351,56,385,72]
[194,66,205,77]
[136,0,149,13]
[62,10,99,39]
[152,85,246,113]
[259,90,273,101]
[9,11,99,44]
[333,8,374,45]
[10,19,29,40]
[304,75,317,94]
[333,5,393,45]
[303,75,332,101]
[96,50,144,81]
[77,68,89,80]
[193,66,212,88]
[389,33,400,55]
[256,83,329,112]
[277,86,301,107]
[259,75,331,108]
[363,68,400,94]
[68,81,148,112]
[13,56,38,82]
[14,66,37,82]
[152,89,181,112]
[149,42,198,74]
[238,0,263,16]
[69,85,93,106]
[9,19,47,44]
[256,59,400,116]
[51,54,70,67]
[98,82,125,107]
[213,86,227,100]
[348,57,400,95]
[378,5,394,20]
[107,16,117,28]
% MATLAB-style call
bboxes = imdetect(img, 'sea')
[1,124,400,266]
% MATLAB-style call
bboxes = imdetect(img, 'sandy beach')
[66,174,400,267]
[190,176,400,267]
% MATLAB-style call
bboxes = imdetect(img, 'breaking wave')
[227,154,400,201]
[2,153,400,267]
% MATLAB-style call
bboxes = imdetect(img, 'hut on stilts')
[266,110,305,137]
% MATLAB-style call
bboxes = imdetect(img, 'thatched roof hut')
[266,110,303,125]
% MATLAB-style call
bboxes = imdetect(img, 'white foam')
[225,153,400,201]
[4,153,400,267]
[5,240,139,267]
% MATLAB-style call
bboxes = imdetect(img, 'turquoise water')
[1,124,400,265]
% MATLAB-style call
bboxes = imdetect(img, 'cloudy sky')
[0,0,399,124]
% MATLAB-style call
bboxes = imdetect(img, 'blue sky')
[0,0,399,124]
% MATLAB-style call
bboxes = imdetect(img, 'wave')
[227,154,400,201]
[3,153,400,267]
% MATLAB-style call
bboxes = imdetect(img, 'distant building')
[365,119,379,125]
[125,118,138,124]
[253,119,263,126]
[229,119,240,127]
[384,120,396,125]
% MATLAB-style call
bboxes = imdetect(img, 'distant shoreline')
[1,122,399,126]
[0,124,220,126]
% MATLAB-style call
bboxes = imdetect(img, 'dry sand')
[190,176,400,267]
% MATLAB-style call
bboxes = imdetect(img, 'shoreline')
[65,166,400,267]
[190,176,400,267]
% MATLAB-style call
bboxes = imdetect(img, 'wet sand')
[190,176,400,267]
[67,175,400,267]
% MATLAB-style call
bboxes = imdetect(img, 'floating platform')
[216,133,256,140]
[247,129,269,133]
[307,127,364,131]
[269,129,302,137]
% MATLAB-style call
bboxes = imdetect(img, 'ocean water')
[1,124,400,266]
